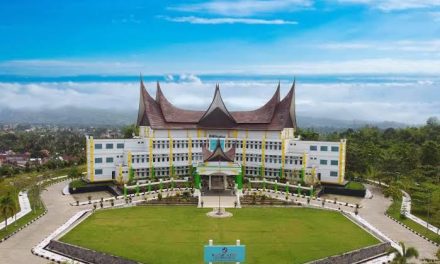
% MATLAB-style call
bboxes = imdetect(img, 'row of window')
[95,157,114,163]
[153,139,208,149]
[96,168,338,178]
[235,153,304,165]
[95,141,340,155]
[95,143,124,150]
[310,145,339,152]
[225,140,282,151]
[320,159,339,166]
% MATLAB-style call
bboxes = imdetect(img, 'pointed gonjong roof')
[202,140,236,162]
[136,77,297,131]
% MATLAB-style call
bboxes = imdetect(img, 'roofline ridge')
[199,84,235,122]
[155,81,162,102]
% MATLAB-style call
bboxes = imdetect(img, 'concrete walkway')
[401,190,440,235]
[0,191,31,230]
[201,195,237,208]
[360,184,438,262]
[0,181,86,264]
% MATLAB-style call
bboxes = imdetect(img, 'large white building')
[86,79,346,189]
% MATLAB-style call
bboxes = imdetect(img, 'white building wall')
[87,127,346,185]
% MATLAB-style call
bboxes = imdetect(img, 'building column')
[224,175,227,189]
[209,175,211,190]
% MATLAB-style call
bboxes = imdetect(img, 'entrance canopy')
[196,161,241,176]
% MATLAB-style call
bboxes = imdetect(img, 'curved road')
[360,184,438,261]
[0,181,85,263]
[0,181,437,263]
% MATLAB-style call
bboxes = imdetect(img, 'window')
[95,169,103,175]
[95,157,102,163]
[310,145,318,151]
[331,160,338,166]
[106,157,114,163]
[117,143,124,149]
[320,146,328,151]
[330,171,338,177]
[106,143,113,149]
[320,159,327,165]
[331,146,339,152]
[95,144,102,149]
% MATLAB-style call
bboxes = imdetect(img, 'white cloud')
[165,74,174,81]
[161,16,297,25]
[251,59,440,75]
[1,58,440,76]
[0,78,439,124]
[318,40,440,53]
[430,11,440,21]
[176,73,203,83]
[0,60,144,76]
[169,0,312,16]
[338,0,440,11]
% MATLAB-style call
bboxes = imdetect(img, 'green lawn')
[61,206,379,264]
[387,199,440,244]
[345,181,365,191]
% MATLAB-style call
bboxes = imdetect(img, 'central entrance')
[201,173,236,195]
[210,175,226,190]
[195,138,242,196]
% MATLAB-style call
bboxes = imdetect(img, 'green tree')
[297,128,319,140]
[122,124,139,139]
[0,193,17,231]
[420,140,440,166]
[128,167,135,185]
[389,242,418,264]
[68,166,81,181]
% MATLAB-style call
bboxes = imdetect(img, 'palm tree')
[389,242,419,264]
[365,165,380,184]
[0,193,17,231]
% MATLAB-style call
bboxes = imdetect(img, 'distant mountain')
[0,107,135,126]
[0,107,409,129]
[297,116,408,132]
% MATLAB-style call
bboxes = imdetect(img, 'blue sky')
[1,0,439,75]
[0,1,439,124]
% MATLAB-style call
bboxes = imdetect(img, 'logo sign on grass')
[204,245,245,263]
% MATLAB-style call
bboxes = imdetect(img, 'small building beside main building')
[86,78,346,190]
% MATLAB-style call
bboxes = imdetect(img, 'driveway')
[360,184,438,261]
[0,181,84,264]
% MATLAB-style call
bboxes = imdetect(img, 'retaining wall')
[306,242,391,264]
[46,240,139,264]
[320,186,366,197]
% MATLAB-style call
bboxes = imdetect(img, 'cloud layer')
[169,0,312,16]
[338,0,440,11]
[161,16,297,25]
[0,76,438,124]
[1,58,440,76]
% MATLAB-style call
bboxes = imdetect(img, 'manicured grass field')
[60,207,379,264]
[345,181,365,191]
